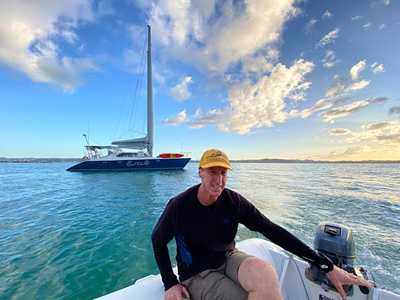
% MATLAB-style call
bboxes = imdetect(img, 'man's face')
[199,166,228,199]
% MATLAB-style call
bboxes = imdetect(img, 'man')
[152,149,372,300]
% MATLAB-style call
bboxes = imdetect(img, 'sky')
[1,0,400,160]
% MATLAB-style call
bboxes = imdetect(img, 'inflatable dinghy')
[97,223,399,300]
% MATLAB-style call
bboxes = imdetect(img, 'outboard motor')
[314,222,355,268]
[306,222,373,296]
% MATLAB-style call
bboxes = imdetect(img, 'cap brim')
[200,162,232,170]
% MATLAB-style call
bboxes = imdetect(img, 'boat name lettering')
[126,160,150,167]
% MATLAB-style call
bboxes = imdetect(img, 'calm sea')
[0,162,399,299]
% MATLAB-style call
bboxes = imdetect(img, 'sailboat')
[67,26,191,172]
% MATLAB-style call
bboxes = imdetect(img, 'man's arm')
[236,195,333,271]
[151,199,180,290]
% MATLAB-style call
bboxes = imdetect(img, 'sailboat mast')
[147,25,153,157]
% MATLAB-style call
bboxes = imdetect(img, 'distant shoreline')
[1,158,399,164]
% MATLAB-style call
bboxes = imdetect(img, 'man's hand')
[327,266,373,300]
[164,283,190,300]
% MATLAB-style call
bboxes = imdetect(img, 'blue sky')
[1,0,399,160]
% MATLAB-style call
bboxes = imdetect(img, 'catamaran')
[97,223,399,300]
[67,26,190,172]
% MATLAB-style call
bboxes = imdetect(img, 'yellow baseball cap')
[199,149,231,169]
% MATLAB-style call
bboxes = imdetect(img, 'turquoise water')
[1,162,399,299]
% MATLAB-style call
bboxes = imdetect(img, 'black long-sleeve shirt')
[151,184,333,290]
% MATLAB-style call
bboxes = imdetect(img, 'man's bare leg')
[238,257,282,300]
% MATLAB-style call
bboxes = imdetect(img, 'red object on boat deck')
[158,153,184,158]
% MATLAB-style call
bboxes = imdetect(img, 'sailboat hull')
[67,157,191,172]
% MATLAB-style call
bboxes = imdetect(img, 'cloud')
[379,24,386,30]
[305,18,317,32]
[359,121,400,145]
[330,128,350,135]
[318,28,340,47]
[322,100,370,123]
[371,62,385,73]
[322,10,333,19]
[321,97,387,123]
[293,97,338,119]
[362,22,372,29]
[0,1,96,91]
[364,122,391,130]
[321,50,339,68]
[188,59,314,134]
[294,58,374,121]
[325,78,370,99]
[350,80,370,90]
[240,48,279,75]
[327,146,365,160]
[350,60,366,80]
[188,108,228,129]
[170,76,193,101]
[162,110,187,125]
[377,133,400,143]
[383,0,391,5]
[351,16,362,21]
[149,0,299,73]
[324,121,400,160]
[389,106,400,116]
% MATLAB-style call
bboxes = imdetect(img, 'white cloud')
[364,122,391,131]
[379,24,386,30]
[362,22,372,29]
[321,50,339,68]
[240,48,279,75]
[293,97,336,119]
[293,70,379,121]
[322,100,370,123]
[189,59,314,134]
[0,1,96,91]
[162,110,187,125]
[149,0,298,73]
[324,78,369,99]
[318,28,340,47]
[383,0,391,5]
[371,62,385,73]
[350,80,370,90]
[350,60,366,80]
[322,10,333,19]
[170,76,193,101]
[322,97,386,123]
[188,108,228,129]
[305,18,317,32]
[331,121,400,158]
[351,16,362,21]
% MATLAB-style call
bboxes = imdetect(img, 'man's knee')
[238,257,280,291]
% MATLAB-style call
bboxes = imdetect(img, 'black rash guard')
[151,184,333,290]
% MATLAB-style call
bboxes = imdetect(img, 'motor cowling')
[314,222,355,268]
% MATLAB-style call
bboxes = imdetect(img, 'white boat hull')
[97,238,399,300]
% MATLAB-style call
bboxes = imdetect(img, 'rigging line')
[114,27,146,140]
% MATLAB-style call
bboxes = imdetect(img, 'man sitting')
[152,149,372,300]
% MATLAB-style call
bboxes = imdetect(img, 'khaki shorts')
[182,250,251,300]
